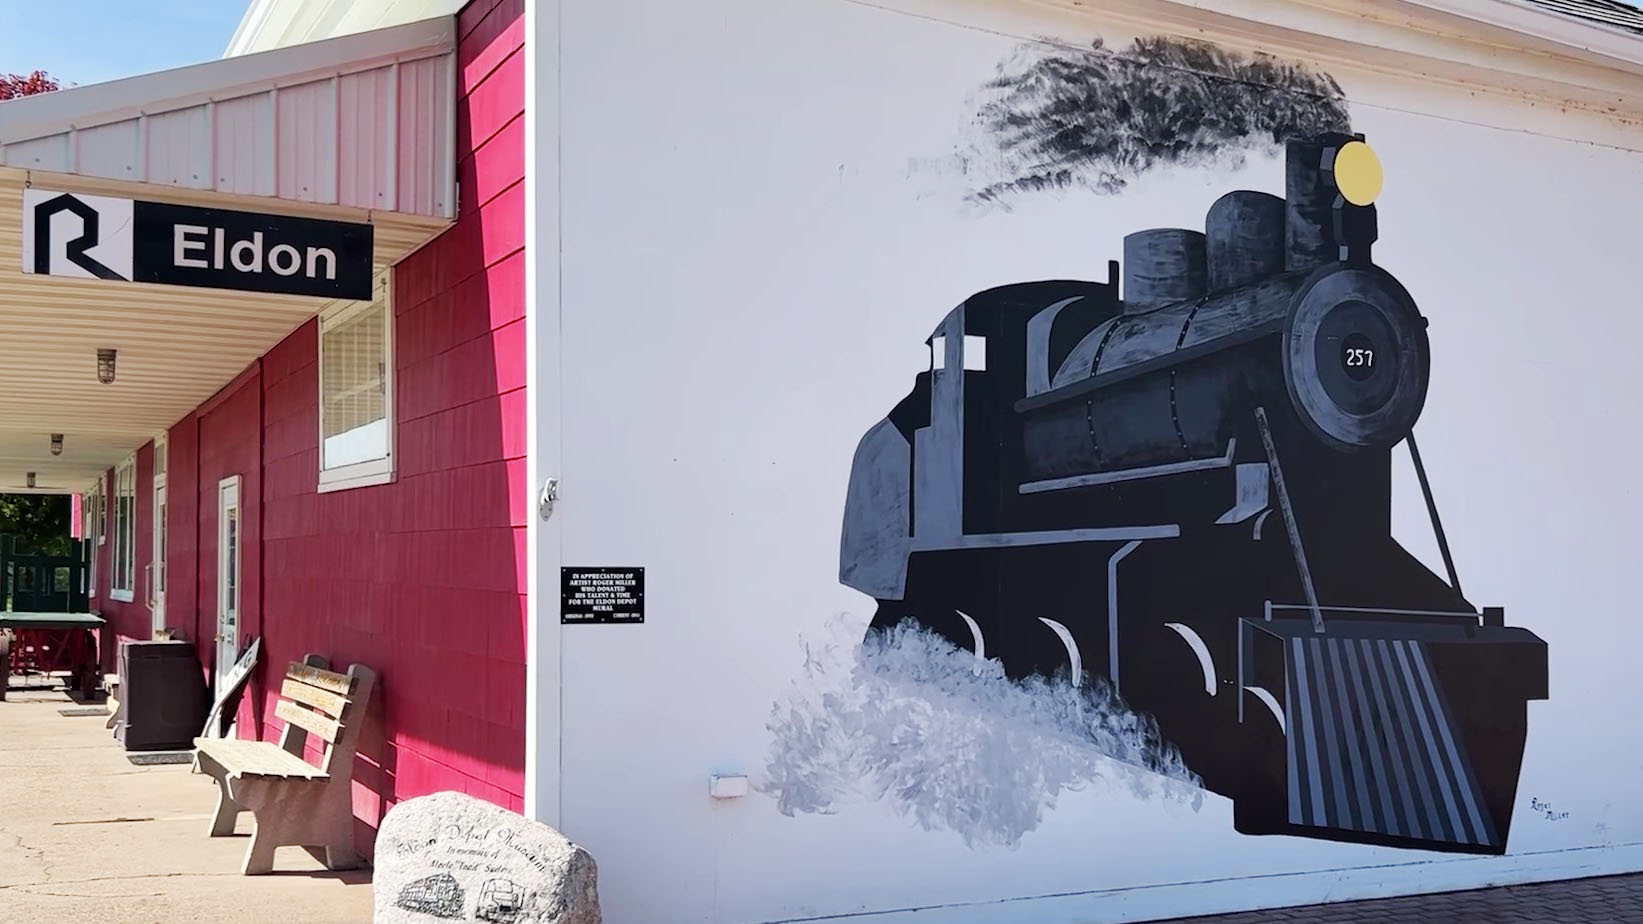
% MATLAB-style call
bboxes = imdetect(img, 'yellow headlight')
[1334,140,1383,206]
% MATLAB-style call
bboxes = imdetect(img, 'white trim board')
[523,0,565,829]
[861,0,1643,128]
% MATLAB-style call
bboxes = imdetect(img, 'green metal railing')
[0,535,88,614]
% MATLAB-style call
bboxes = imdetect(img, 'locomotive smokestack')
[1285,138,1333,271]
[1206,191,1285,290]
[1123,229,1207,314]
[1286,133,1365,271]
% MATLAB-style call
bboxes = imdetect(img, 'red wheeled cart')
[0,612,104,701]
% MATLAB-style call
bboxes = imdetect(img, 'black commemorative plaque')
[561,567,644,624]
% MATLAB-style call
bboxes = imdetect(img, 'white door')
[150,477,167,635]
[215,476,241,693]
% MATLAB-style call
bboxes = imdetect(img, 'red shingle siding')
[197,372,264,733]
[244,0,526,843]
[103,0,527,855]
[94,442,154,672]
[165,415,200,644]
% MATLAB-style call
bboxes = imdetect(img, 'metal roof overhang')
[0,16,457,493]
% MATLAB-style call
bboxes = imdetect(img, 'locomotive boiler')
[838,132,1548,854]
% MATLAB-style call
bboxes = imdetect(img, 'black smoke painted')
[965,36,1351,204]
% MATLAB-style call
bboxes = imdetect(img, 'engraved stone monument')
[374,791,600,924]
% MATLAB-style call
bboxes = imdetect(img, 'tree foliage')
[0,67,72,556]
[0,70,59,100]
[0,494,72,556]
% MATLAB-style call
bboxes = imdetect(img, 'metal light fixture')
[97,348,117,384]
[49,433,63,456]
[26,472,36,488]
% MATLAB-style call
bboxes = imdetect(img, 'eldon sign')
[22,189,374,300]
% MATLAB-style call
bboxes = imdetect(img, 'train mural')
[838,131,1549,854]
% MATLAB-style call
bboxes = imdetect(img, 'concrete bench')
[193,653,377,875]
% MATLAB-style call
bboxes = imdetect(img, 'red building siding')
[197,370,266,729]
[165,416,201,644]
[86,0,531,855]
[94,443,154,672]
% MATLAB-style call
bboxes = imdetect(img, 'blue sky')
[0,0,248,88]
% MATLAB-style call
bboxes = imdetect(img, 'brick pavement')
[1153,873,1643,923]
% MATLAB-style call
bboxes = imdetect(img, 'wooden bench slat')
[286,661,353,695]
[274,699,340,744]
[193,737,329,780]
[280,678,349,718]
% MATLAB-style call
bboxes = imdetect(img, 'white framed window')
[318,270,394,492]
[84,478,104,598]
[92,480,105,546]
[150,432,169,633]
[110,457,136,602]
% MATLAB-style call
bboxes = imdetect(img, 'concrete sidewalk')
[0,684,372,923]
[6,678,1639,924]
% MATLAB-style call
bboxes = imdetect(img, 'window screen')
[321,300,389,469]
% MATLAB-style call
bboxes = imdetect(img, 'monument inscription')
[374,791,600,924]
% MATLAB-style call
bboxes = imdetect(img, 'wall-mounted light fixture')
[50,433,63,456]
[97,348,117,384]
[26,472,36,488]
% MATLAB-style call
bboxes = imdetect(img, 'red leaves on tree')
[0,70,60,100]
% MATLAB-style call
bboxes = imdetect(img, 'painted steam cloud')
[760,618,1203,849]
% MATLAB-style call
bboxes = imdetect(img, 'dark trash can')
[113,640,210,751]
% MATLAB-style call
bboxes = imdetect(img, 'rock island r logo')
[22,188,374,300]
[23,189,135,281]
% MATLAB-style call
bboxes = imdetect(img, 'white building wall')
[541,1,1643,922]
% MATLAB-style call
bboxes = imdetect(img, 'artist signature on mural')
[1529,798,1569,821]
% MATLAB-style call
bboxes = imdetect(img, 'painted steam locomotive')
[839,132,1548,854]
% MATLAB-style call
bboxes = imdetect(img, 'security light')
[26,472,36,488]
[50,433,63,456]
[97,348,117,384]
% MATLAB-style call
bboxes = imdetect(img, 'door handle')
[538,477,559,521]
